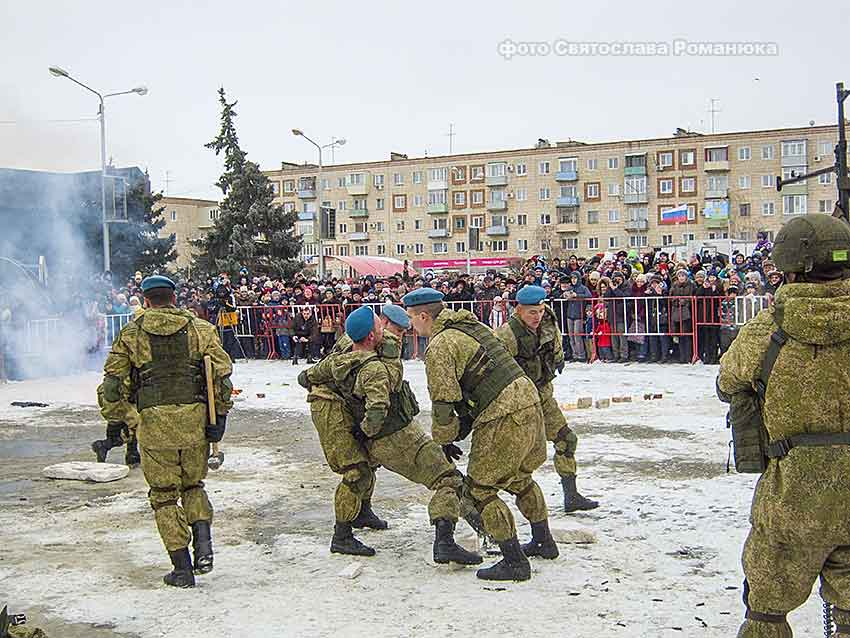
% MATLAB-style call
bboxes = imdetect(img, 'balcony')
[779,181,808,195]
[487,199,507,211]
[346,182,369,196]
[555,221,580,233]
[428,228,450,239]
[297,211,314,221]
[704,188,728,199]
[555,170,578,182]
[781,154,807,168]
[349,231,369,241]
[705,216,730,229]
[485,225,509,236]
[556,195,580,207]
[624,192,649,204]
[623,166,647,176]
[485,174,508,187]
[427,179,448,191]
[349,208,369,218]
[297,188,316,199]
[427,203,449,214]
[625,219,649,232]
[704,160,731,172]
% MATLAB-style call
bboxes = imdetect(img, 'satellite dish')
[809,120,815,126]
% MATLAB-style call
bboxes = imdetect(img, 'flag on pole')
[659,204,688,225]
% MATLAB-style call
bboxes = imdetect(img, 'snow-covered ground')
[0,361,827,637]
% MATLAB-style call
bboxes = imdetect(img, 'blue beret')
[402,288,444,308]
[381,303,410,330]
[516,285,547,305]
[345,305,376,342]
[140,275,176,293]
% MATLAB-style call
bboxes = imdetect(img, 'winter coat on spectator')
[294,313,321,345]
[669,279,696,327]
[695,281,724,324]
[565,281,592,320]
[645,285,669,333]
[604,280,633,329]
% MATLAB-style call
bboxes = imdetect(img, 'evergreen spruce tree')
[194,88,302,278]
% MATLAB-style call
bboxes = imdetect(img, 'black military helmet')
[772,215,850,274]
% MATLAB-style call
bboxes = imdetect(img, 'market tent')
[332,256,417,278]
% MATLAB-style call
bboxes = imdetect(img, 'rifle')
[204,355,224,470]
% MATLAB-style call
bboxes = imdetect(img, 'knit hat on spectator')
[675,268,689,277]
[695,270,706,280]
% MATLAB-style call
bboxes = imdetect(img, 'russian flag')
[659,204,688,225]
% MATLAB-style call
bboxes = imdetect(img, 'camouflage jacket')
[495,305,564,400]
[718,279,850,542]
[98,307,234,450]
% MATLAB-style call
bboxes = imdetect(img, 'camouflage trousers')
[310,399,463,523]
[541,393,579,477]
[466,402,549,543]
[738,524,850,638]
[140,444,213,552]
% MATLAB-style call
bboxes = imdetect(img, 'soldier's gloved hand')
[556,362,565,374]
[351,425,369,446]
[442,443,463,462]
[297,370,312,390]
[106,421,125,442]
[206,414,227,442]
[457,416,473,442]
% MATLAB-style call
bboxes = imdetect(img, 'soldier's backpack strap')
[753,327,787,402]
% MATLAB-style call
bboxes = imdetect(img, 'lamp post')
[291,129,346,280]
[49,66,148,274]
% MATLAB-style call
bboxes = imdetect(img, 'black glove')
[457,416,473,442]
[206,414,227,442]
[351,425,369,446]
[106,421,125,441]
[442,443,463,462]
[297,370,312,390]
[556,362,565,374]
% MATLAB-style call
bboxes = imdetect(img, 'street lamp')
[49,65,148,273]
[292,129,347,280]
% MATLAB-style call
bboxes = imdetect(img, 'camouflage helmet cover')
[772,215,850,274]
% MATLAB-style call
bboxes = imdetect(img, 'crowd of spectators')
[100,231,778,366]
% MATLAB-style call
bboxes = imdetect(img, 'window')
[354,245,369,256]
[781,140,806,158]
[682,233,695,243]
[414,243,424,255]
[539,187,551,201]
[432,217,448,231]
[782,166,806,182]
[517,239,528,251]
[585,182,600,200]
[624,175,647,197]
[471,190,485,206]
[819,199,834,213]
[679,149,696,167]
[762,201,775,216]
[587,210,599,224]
[539,239,551,251]
[489,189,506,205]
[587,158,598,170]
[783,194,807,215]
[393,173,404,186]
[738,175,751,189]
[515,162,527,176]
[819,140,833,157]
[608,209,620,223]
[761,144,775,160]
[516,213,528,226]
[170,210,177,221]
[558,157,578,173]
[337,200,346,211]
[558,209,579,224]
[588,237,599,250]
[413,171,422,184]
[393,194,407,212]
[820,172,832,185]
[560,184,578,198]
[337,177,346,188]
[705,147,728,162]
[337,245,349,256]
[453,191,467,208]
[562,237,579,250]
[608,236,620,249]
[374,222,385,232]
[708,232,729,240]
[515,187,527,202]
[353,198,367,211]
[433,242,448,254]
[706,175,728,193]
[738,146,752,161]
[662,234,673,246]
[347,172,365,186]
[607,157,619,170]
[373,174,385,187]
[283,202,296,214]
[429,167,449,183]
[470,165,485,182]
[339,222,348,234]
[454,217,466,230]
[490,240,507,252]
[396,243,406,255]
[396,219,405,231]
[487,162,506,178]
[687,204,697,221]
[659,178,675,196]
[540,212,551,225]
[376,244,386,255]
[451,166,466,184]
[681,176,697,193]
[455,241,466,253]
[283,180,295,194]
[739,203,751,217]
[413,194,424,207]
[470,216,484,228]
[762,174,775,188]
[376,197,384,210]
[657,151,674,169]
[629,234,649,248]
[414,219,422,230]
[607,183,620,196]
[320,179,329,191]
[538,161,550,175]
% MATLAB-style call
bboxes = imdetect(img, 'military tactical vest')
[134,316,206,411]
[440,319,525,421]
[508,307,557,389]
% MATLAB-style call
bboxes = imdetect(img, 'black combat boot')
[521,520,559,559]
[291,357,299,365]
[124,438,141,467]
[351,500,388,530]
[476,537,531,581]
[562,475,599,513]
[91,436,122,463]
[330,521,375,557]
[163,548,196,588]
[433,519,483,565]
[191,521,214,574]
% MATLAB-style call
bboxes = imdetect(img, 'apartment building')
[157,196,221,269]
[264,124,841,272]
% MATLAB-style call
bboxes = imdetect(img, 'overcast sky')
[1,0,846,200]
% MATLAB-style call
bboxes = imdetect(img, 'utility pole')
[164,170,172,196]
[446,123,456,155]
[708,99,721,134]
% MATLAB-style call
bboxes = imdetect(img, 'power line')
[0,117,99,125]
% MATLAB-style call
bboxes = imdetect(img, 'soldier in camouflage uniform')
[404,288,558,581]
[98,276,233,588]
[718,215,850,638]
[495,285,599,514]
